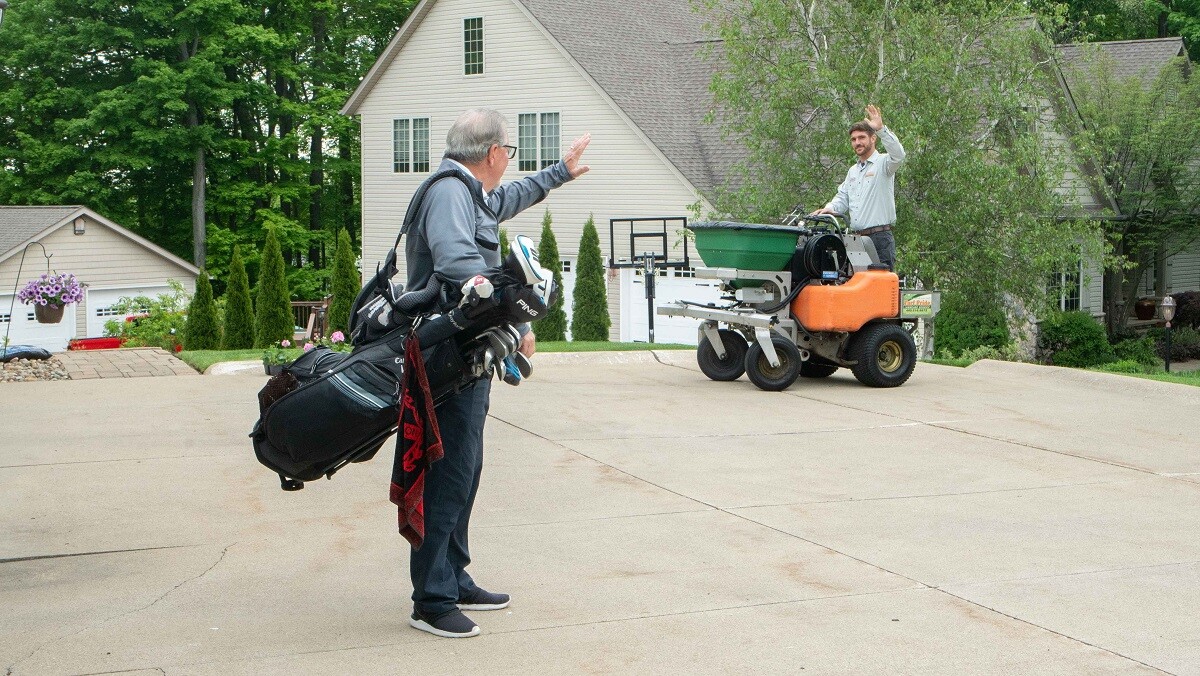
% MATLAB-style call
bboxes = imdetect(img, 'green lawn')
[922,357,1200,388]
[179,341,693,372]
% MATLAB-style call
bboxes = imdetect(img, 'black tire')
[849,323,917,388]
[799,357,839,378]
[697,329,748,381]
[744,333,803,392]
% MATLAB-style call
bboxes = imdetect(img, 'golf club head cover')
[459,274,495,308]
[505,234,557,309]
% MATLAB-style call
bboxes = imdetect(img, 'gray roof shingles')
[515,0,744,197]
[1056,38,1186,87]
[0,206,82,258]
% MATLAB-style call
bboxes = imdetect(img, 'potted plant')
[1133,297,1157,321]
[17,273,84,324]
[262,339,295,375]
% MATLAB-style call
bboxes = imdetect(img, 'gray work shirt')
[824,127,906,231]
[405,157,572,291]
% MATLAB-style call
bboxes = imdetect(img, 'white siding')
[0,216,197,338]
[354,0,709,340]
[1167,237,1200,293]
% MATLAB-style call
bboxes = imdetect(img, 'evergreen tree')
[183,271,221,350]
[255,228,294,347]
[328,228,359,334]
[537,210,567,341]
[571,214,610,341]
[221,245,255,349]
[499,227,511,260]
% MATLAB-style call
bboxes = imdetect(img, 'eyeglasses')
[498,144,517,159]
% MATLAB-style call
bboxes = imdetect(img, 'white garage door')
[0,295,78,352]
[620,269,724,345]
[86,286,170,337]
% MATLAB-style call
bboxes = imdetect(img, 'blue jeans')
[408,377,490,615]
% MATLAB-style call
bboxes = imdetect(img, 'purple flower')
[330,331,345,343]
[280,339,291,348]
[303,342,314,351]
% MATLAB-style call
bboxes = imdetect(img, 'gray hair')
[444,109,508,163]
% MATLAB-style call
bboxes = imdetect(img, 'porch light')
[0,1,8,30]
[1161,295,1177,372]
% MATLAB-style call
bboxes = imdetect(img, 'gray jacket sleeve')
[488,161,573,222]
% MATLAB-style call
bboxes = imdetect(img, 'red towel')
[389,333,444,549]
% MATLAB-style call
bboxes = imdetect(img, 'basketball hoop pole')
[641,253,656,344]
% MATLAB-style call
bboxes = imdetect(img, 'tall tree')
[537,210,568,341]
[328,227,360,334]
[183,270,221,350]
[255,228,294,347]
[1063,49,1200,333]
[222,244,256,349]
[571,215,610,341]
[701,0,1099,307]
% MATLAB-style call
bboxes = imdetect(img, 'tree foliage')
[700,0,1099,307]
[255,228,294,347]
[0,0,414,290]
[537,210,568,341]
[328,228,359,334]
[1032,0,1200,60]
[1063,50,1200,332]
[571,215,610,341]
[222,244,255,349]
[184,271,221,350]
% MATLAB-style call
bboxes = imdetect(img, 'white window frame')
[463,17,484,76]
[393,117,431,174]
[517,112,561,172]
[1048,258,1083,312]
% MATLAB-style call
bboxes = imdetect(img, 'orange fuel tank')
[791,270,900,332]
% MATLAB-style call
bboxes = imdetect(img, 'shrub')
[1156,326,1200,361]
[255,228,294,348]
[103,280,189,350]
[571,214,610,341]
[222,245,255,349]
[537,210,568,341]
[1037,311,1114,367]
[183,271,221,350]
[1098,360,1149,374]
[499,227,511,260]
[933,291,1010,357]
[328,228,359,334]
[1171,291,1200,329]
[1111,337,1159,367]
[953,343,1021,363]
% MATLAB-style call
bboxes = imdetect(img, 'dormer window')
[464,18,483,75]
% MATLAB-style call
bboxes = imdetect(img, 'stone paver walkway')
[55,347,198,379]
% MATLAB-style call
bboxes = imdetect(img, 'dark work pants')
[409,377,490,616]
[867,230,896,271]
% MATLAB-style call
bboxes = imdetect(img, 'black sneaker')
[409,608,480,638]
[457,588,510,611]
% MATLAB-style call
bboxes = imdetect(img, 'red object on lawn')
[68,337,126,350]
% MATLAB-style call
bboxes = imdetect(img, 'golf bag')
[249,170,555,491]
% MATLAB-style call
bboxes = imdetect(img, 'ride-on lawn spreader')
[658,212,939,391]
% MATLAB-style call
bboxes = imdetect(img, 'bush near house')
[537,210,568,342]
[1110,336,1159,368]
[183,271,221,350]
[933,291,1011,358]
[222,245,255,350]
[103,281,190,351]
[1037,310,1115,367]
[255,228,294,348]
[328,228,358,334]
[1151,326,1200,362]
[571,214,610,341]
[1171,291,1200,330]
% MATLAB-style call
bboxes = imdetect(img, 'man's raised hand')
[563,133,592,178]
[865,105,883,131]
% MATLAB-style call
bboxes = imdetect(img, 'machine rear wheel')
[800,357,839,378]
[744,333,802,392]
[849,323,916,387]
[697,329,748,381]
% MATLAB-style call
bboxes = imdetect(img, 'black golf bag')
[249,169,555,491]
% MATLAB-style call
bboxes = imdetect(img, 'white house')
[342,1,1197,342]
[340,0,736,343]
[0,206,199,352]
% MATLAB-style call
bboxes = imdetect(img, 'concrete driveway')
[2,353,1198,675]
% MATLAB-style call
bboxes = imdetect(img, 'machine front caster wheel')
[744,333,802,392]
[697,329,748,381]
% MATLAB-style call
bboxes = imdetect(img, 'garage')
[1,295,78,351]
[85,286,169,338]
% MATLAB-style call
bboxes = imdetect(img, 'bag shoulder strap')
[394,168,490,249]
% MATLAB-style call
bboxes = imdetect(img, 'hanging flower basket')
[34,304,65,324]
[18,273,83,324]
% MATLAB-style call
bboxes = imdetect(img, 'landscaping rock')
[0,357,71,383]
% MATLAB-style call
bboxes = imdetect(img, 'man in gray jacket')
[405,108,590,639]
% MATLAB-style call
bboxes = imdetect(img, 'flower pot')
[34,304,65,324]
[264,363,285,376]
[1133,298,1157,321]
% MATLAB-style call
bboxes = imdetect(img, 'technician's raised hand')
[865,105,883,131]
[563,133,592,179]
